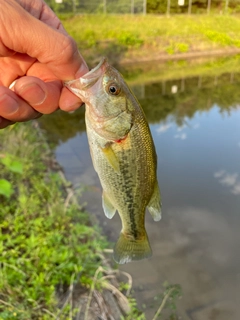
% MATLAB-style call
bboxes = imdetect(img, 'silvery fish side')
[65,58,162,264]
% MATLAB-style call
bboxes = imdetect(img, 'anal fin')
[102,191,116,219]
[147,181,162,221]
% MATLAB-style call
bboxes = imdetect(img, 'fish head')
[64,58,133,119]
[65,58,134,140]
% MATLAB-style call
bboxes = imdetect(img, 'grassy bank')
[60,14,240,65]
[0,123,181,319]
[0,123,108,318]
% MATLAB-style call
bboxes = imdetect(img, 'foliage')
[0,154,23,198]
[0,123,107,319]
[147,0,239,14]
[203,30,240,47]
[122,297,146,320]
[152,283,182,320]
[58,14,240,66]
[140,71,240,125]
[0,179,13,198]
[117,31,143,47]
[45,0,240,14]
[166,42,189,54]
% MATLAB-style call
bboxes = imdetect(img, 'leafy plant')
[0,124,107,319]
[0,154,23,174]
[0,153,23,198]
[117,31,143,48]
[166,42,189,55]
[152,283,182,320]
[0,179,13,198]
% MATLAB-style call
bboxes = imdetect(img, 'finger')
[0,86,40,122]
[1,1,89,80]
[0,44,16,57]
[16,0,67,34]
[59,87,83,112]
[13,76,62,114]
[0,54,36,87]
[21,63,82,111]
[9,63,83,112]
[0,116,15,130]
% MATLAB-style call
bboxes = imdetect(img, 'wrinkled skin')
[0,0,88,129]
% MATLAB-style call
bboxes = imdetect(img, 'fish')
[64,58,162,264]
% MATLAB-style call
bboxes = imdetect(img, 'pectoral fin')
[101,144,120,172]
[102,191,116,219]
[147,181,162,221]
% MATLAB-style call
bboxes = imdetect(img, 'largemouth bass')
[65,58,162,264]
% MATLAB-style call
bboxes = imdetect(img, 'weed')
[117,32,144,48]
[166,42,189,55]
[152,283,182,320]
[177,42,189,53]
[0,123,107,318]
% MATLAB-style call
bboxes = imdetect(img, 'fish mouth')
[64,58,109,99]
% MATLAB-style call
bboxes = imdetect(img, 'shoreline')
[119,47,240,65]
[61,13,240,68]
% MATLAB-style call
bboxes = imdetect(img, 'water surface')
[39,60,240,320]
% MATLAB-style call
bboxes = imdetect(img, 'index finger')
[0,0,88,80]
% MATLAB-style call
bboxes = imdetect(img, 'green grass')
[0,123,107,319]
[61,14,240,64]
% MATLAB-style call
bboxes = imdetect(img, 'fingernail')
[17,83,47,106]
[0,94,19,114]
[9,80,17,90]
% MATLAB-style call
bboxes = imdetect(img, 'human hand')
[0,0,88,129]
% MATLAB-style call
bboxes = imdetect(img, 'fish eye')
[107,83,121,96]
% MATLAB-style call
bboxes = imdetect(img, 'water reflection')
[214,170,240,195]
[39,61,240,320]
[40,71,240,142]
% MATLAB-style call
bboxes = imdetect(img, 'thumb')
[0,0,88,80]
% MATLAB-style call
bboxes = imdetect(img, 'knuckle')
[59,36,78,63]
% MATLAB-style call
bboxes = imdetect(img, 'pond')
[39,57,240,320]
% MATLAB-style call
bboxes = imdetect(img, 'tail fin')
[113,231,152,264]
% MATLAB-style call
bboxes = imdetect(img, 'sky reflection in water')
[152,106,240,218]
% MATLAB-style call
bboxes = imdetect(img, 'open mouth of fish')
[64,58,108,101]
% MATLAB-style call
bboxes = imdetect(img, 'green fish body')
[65,59,161,264]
